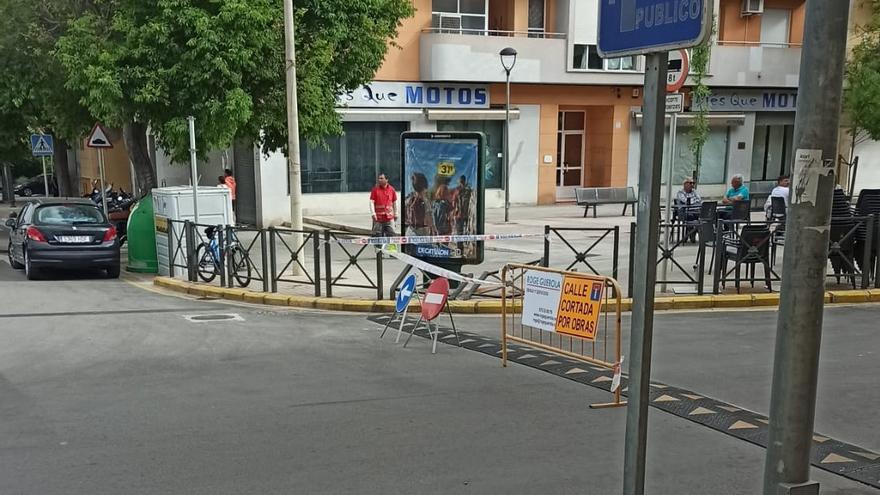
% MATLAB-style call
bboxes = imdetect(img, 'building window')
[572,44,638,71]
[436,120,504,189]
[572,44,603,70]
[432,0,487,35]
[751,124,794,181]
[528,0,545,37]
[662,126,730,185]
[300,122,407,194]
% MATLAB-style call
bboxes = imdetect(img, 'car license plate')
[58,236,92,243]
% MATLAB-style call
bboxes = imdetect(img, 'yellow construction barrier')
[501,264,625,409]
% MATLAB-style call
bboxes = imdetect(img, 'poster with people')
[401,132,484,265]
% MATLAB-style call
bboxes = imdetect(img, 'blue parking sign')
[396,275,417,313]
[598,0,712,57]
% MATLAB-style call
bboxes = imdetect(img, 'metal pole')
[41,156,49,198]
[623,51,668,495]
[98,150,109,217]
[661,112,677,292]
[187,116,199,224]
[762,1,851,493]
[284,0,305,274]
[504,69,511,223]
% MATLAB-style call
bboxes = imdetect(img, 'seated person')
[764,174,790,219]
[675,177,702,222]
[718,174,750,221]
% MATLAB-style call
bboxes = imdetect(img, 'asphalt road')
[0,239,877,493]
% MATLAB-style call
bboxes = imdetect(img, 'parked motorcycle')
[85,181,135,246]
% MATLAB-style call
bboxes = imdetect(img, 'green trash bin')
[126,197,159,273]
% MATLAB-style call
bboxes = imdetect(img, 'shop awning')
[633,112,746,127]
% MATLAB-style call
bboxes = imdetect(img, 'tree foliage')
[844,0,880,142]
[688,19,715,185]
[53,0,412,194]
[1,0,412,196]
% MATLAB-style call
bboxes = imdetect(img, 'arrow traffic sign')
[30,134,54,157]
[87,123,113,149]
[396,274,417,313]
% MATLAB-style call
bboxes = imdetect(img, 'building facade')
[146,0,813,224]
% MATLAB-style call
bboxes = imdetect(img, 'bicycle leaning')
[195,225,252,287]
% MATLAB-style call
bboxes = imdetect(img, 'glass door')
[556,111,585,201]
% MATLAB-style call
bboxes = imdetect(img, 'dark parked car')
[15,175,58,197]
[5,198,121,280]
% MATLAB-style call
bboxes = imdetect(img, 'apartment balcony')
[419,29,647,86]
[707,43,802,88]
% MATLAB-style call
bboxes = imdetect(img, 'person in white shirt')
[764,175,790,219]
[675,177,702,221]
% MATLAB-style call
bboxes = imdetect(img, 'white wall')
[255,148,291,227]
[508,104,541,205]
[154,147,228,188]
[853,138,880,193]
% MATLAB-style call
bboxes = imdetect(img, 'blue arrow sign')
[396,275,417,313]
[598,0,711,57]
[30,134,54,157]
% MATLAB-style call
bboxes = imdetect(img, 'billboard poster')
[401,132,485,266]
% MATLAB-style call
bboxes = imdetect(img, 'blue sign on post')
[396,275,417,313]
[30,134,54,157]
[598,0,712,57]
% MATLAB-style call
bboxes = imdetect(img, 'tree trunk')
[52,137,76,197]
[123,121,156,198]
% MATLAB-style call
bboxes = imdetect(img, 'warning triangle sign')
[87,123,113,149]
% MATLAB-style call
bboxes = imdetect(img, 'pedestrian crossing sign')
[30,134,54,157]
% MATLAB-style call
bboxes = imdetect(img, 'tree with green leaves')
[0,0,94,196]
[55,0,413,196]
[688,19,715,187]
[844,0,880,152]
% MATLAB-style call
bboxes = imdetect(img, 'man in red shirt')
[223,169,237,211]
[369,173,397,238]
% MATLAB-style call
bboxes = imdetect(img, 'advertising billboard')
[400,132,485,266]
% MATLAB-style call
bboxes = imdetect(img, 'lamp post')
[500,47,517,223]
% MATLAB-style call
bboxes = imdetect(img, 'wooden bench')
[575,187,638,218]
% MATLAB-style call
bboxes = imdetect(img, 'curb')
[152,277,880,313]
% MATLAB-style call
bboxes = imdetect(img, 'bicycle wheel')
[195,243,218,283]
[230,247,252,287]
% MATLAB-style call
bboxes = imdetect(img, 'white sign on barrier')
[521,270,563,333]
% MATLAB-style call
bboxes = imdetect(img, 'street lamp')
[500,47,517,223]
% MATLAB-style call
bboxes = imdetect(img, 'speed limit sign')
[667,49,690,93]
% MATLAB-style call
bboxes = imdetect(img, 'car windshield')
[34,205,105,225]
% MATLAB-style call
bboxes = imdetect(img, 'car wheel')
[22,187,32,197]
[106,265,121,279]
[24,249,40,280]
[7,242,24,269]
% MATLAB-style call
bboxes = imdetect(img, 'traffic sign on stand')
[404,277,460,354]
[598,0,712,57]
[396,275,417,313]
[30,134,54,157]
[380,274,420,343]
[87,123,113,148]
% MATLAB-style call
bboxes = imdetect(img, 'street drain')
[182,313,244,323]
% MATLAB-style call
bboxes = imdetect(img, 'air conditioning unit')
[431,13,462,34]
[742,0,764,15]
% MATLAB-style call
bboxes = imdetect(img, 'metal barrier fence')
[501,263,626,409]
[628,221,706,296]
[323,230,384,300]
[543,226,620,279]
[166,219,191,279]
[224,225,269,291]
[269,227,321,296]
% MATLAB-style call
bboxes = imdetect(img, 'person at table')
[764,174,790,219]
[675,177,702,222]
[718,174,750,222]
